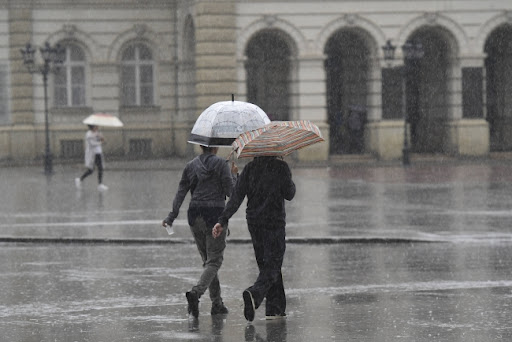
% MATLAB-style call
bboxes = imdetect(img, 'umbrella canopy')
[188,100,271,147]
[83,113,123,127]
[232,120,324,159]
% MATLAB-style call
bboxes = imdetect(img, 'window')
[381,67,404,120]
[54,44,86,107]
[462,67,484,119]
[121,43,154,106]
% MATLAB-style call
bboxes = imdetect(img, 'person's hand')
[230,161,238,175]
[162,216,173,227]
[212,223,223,238]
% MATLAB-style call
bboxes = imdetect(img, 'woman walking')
[75,125,108,191]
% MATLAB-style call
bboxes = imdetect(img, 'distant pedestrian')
[212,156,296,321]
[75,125,108,191]
[162,145,238,318]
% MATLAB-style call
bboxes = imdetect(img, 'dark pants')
[246,224,286,316]
[80,154,103,184]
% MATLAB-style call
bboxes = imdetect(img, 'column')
[446,55,489,156]
[295,55,329,161]
[193,0,237,114]
[9,5,36,159]
[369,59,406,160]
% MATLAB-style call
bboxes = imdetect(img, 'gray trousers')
[189,216,227,306]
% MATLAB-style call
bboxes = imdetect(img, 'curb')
[0,236,444,244]
[4,154,512,171]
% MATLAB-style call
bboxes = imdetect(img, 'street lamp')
[382,39,424,166]
[20,42,65,175]
[382,40,396,62]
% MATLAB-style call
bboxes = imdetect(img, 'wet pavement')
[2,158,512,341]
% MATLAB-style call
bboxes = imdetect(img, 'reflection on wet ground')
[2,161,512,340]
[1,243,512,341]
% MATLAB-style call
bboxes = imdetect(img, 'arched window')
[120,43,154,106]
[54,43,86,107]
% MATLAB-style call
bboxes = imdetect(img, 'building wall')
[2,1,512,163]
[234,1,512,160]
[2,1,179,163]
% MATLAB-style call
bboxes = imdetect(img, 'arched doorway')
[245,30,292,121]
[407,28,454,153]
[324,30,369,155]
[485,24,512,151]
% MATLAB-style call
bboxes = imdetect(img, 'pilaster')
[193,1,237,114]
[9,5,34,125]
[366,120,406,160]
[295,55,329,161]
[446,119,489,156]
[8,4,37,160]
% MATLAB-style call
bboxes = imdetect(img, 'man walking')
[212,156,296,321]
[163,145,238,318]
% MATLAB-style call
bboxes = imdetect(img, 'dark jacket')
[218,156,296,229]
[168,153,237,227]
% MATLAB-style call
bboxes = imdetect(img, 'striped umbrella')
[232,120,324,159]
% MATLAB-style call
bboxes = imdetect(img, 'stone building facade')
[1,0,512,163]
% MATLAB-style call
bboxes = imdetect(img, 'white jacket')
[84,130,104,169]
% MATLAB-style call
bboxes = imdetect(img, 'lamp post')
[382,39,424,166]
[20,42,65,175]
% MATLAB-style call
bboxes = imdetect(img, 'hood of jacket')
[191,153,217,182]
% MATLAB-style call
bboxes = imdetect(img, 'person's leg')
[209,273,228,315]
[261,228,287,317]
[187,218,207,318]
[265,271,286,317]
[246,226,286,310]
[190,217,227,301]
[208,274,222,306]
[95,154,103,184]
[80,168,93,181]
[189,217,208,298]
[249,225,265,272]
[245,224,265,313]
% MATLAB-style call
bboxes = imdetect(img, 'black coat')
[218,156,296,229]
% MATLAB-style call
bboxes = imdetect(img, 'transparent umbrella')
[188,99,270,147]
